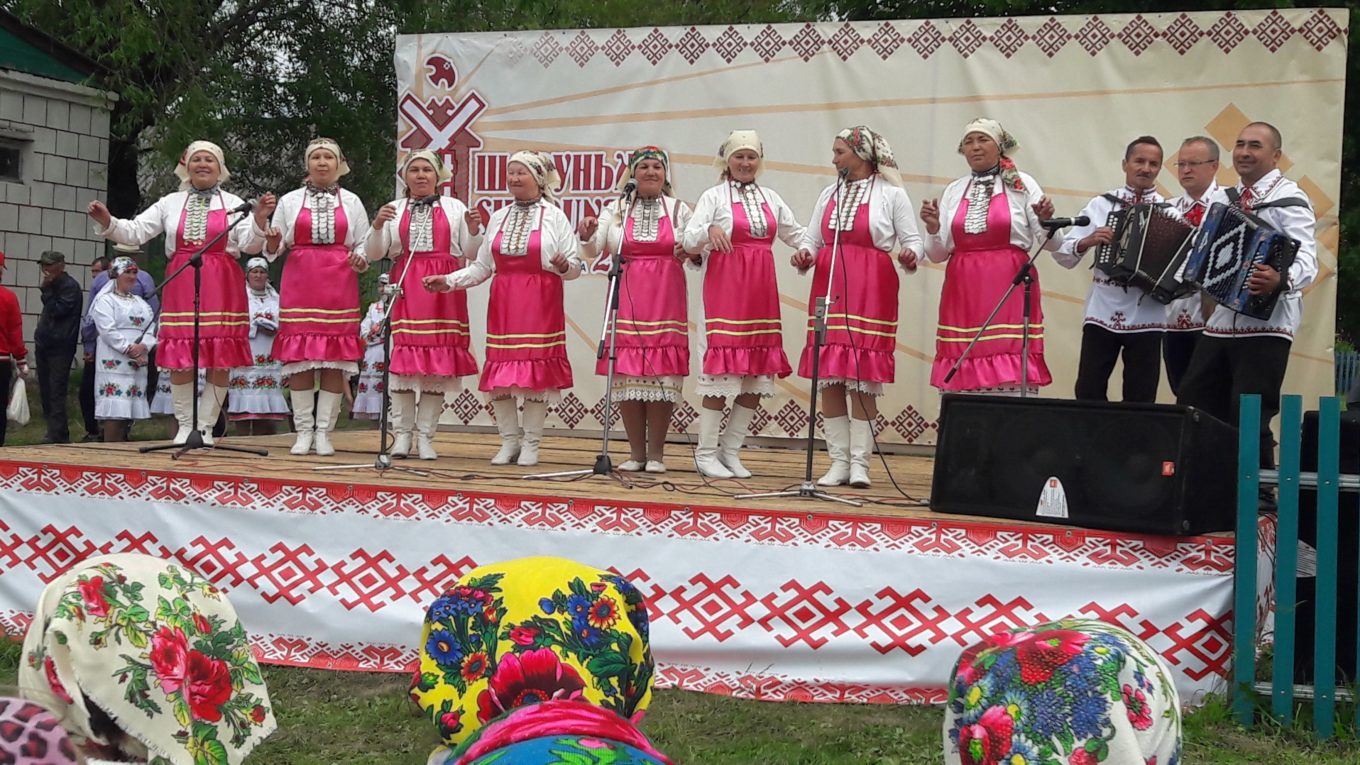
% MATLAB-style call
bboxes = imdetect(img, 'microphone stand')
[526,211,632,484]
[739,173,861,506]
[317,217,433,476]
[942,226,1061,398]
[141,206,268,458]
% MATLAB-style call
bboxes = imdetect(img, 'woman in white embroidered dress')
[88,256,157,442]
[227,258,290,436]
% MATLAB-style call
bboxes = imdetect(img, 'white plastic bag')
[7,369,29,425]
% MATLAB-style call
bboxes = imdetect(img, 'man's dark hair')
[1124,136,1163,161]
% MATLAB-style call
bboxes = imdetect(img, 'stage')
[0,430,1272,705]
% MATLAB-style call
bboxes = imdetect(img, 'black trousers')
[1161,330,1201,398]
[0,359,12,446]
[1176,333,1291,469]
[1074,325,1163,403]
[79,356,99,438]
[35,347,75,442]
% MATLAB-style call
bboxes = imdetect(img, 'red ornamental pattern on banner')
[506,10,1345,70]
[0,462,1238,573]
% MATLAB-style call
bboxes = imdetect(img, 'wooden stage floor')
[0,430,943,520]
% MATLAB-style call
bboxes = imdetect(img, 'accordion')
[1184,202,1299,321]
[1092,203,1196,304]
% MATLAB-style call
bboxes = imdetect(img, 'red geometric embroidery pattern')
[829,23,863,62]
[1118,15,1159,56]
[603,29,633,66]
[567,31,598,68]
[638,28,671,65]
[1298,8,1344,52]
[790,24,824,62]
[1253,10,1295,54]
[1162,14,1202,55]
[751,25,785,62]
[714,26,746,64]
[991,18,1029,59]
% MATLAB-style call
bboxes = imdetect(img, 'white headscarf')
[835,126,902,187]
[508,150,562,203]
[244,257,278,299]
[958,118,1019,156]
[306,138,351,178]
[715,129,764,179]
[174,140,230,191]
[401,150,453,185]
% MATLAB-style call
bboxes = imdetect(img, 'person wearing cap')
[80,246,159,441]
[682,130,805,479]
[0,249,29,446]
[790,126,923,489]
[87,140,277,446]
[365,150,482,460]
[578,147,693,474]
[425,150,584,467]
[353,275,390,422]
[257,138,371,456]
[920,118,1058,395]
[87,256,157,442]
[34,250,83,443]
[227,257,290,435]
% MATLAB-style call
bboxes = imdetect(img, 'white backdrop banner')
[394,9,1345,445]
[0,461,1273,705]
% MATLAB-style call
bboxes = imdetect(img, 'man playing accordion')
[1176,122,1318,491]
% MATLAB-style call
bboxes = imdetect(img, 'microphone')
[1040,216,1090,229]
[621,180,637,197]
[837,167,849,179]
[230,198,256,214]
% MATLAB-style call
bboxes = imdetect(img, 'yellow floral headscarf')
[409,556,654,750]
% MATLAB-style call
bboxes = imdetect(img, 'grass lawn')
[2,639,1357,763]
[4,380,1359,762]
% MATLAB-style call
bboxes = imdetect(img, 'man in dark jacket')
[36,250,82,443]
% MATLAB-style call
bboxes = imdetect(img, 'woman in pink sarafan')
[367,150,482,461]
[579,147,693,474]
[791,126,922,490]
[682,130,804,480]
[921,118,1057,397]
[260,138,371,456]
[944,619,1182,765]
[426,151,584,468]
[88,141,275,447]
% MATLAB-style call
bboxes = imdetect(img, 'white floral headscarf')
[305,137,351,178]
[19,554,276,765]
[836,126,902,187]
[508,151,562,203]
[402,150,453,185]
[715,129,764,180]
[174,141,230,191]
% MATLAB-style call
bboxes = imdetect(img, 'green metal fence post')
[1313,396,1341,739]
[1234,394,1262,726]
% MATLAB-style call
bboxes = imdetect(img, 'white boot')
[849,417,874,488]
[718,404,757,479]
[490,398,522,465]
[817,415,851,486]
[415,394,444,460]
[197,382,225,446]
[289,388,316,455]
[313,390,342,456]
[518,400,548,466]
[694,407,733,478]
[389,391,416,458]
[170,382,195,444]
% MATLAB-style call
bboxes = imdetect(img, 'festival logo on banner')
[401,54,639,274]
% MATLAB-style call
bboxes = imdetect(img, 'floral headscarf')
[410,556,654,751]
[958,117,1026,193]
[435,699,674,765]
[944,619,1181,765]
[836,126,902,187]
[19,553,276,765]
[0,697,79,764]
[108,256,138,277]
[508,151,563,203]
[403,150,454,185]
[619,146,673,198]
[305,137,351,178]
[715,129,763,180]
[174,141,229,191]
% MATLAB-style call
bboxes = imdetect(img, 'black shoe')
[81,433,102,443]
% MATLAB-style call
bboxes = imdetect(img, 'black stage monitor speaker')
[931,395,1238,536]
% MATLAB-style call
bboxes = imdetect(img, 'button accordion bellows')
[1183,202,1300,320]
[1093,203,1196,304]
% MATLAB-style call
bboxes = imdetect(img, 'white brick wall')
[0,72,114,356]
